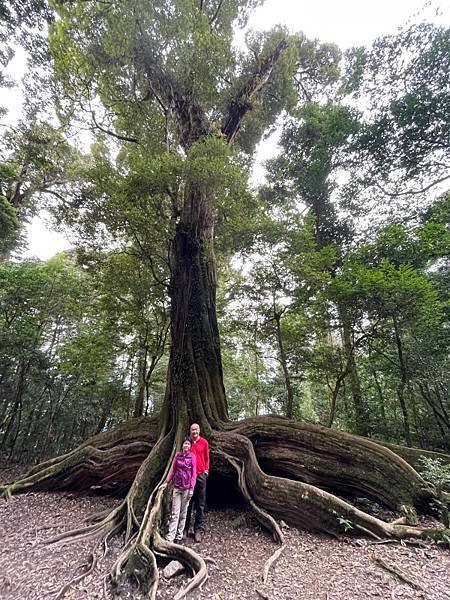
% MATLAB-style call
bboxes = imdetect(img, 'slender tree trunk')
[368,350,388,432]
[417,383,450,449]
[328,370,347,428]
[19,383,51,458]
[273,310,295,418]
[0,397,11,431]
[339,304,368,436]
[133,342,148,418]
[133,319,169,418]
[38,382,73,461]
[420,382,450,427]
[126,357,135,420]
[8,393,23,460]
[18,407,35,458]
[1,361,29,451]
[0,364,8,388]
[392,316,412,447]
[410,386,424,449]
[433,383,449,423]
[253,322,260,417]
[95,395,114,435]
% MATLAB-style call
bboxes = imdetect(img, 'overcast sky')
[3,0,449,260]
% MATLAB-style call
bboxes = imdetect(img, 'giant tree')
[2,2,449,598]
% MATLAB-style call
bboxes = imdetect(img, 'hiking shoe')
[194,530,203,543]
[174,537,183,544]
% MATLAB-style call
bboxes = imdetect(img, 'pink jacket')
[167,451,197,490]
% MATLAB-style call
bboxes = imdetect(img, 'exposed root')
[51,545,98,599]
[354,524,382,540]
[262,544,285,584]
[4,425,208,599]
[109,483,207,600]
[213,430,449,543]
[390,516,408,526]
[4,414,449,599]
[215,449,284,544]
[368,538,429,548]
[0,441,150,498]
[0,418,159,498]
[230,416,438,513]
[216,444,285,589]
[157,533,208,600]
[47,501,127,547]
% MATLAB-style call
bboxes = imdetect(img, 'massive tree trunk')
[161,185,228,435]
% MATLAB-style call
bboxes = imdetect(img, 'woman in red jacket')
[165,438,197,543]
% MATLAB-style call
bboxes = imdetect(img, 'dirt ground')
[1,463,449,600]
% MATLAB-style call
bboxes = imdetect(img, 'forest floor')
[1,462,450,600]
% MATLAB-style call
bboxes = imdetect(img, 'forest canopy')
[0,1,449,598]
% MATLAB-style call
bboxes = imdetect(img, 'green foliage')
[1,0,449,459]
[0,196,20,253]
[0,251,168,459]
[346,23,450,195]
[418,457,450,491]
[0,0,52,87]
[266,101,358,247]
[0,121,85,254]
[336,516,353,532]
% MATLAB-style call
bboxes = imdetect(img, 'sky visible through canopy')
[2,0,449,259]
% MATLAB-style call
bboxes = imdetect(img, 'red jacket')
[190,436,209,475]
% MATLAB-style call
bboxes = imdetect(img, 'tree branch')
[222,39,288,143]
[134,20,209,148]
[209,0,224,25]
[91,111,139,143]
[374,174,450,197]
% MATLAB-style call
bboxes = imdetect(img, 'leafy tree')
[343,23,450,214]
[0,0,52,88]
[0,122,84,258]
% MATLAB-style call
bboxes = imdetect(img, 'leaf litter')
[1,464,449,600]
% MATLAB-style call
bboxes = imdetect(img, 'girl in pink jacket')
[165,438,197,543]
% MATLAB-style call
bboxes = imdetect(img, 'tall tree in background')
[264,102,372,434]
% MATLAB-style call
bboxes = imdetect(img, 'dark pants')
[186,471,207,533]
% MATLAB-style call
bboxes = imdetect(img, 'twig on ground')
[355,523,382,540]
[390,517,408,525]
[369,538,429,548]
[373,556,425,591]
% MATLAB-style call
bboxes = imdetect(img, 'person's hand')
[160,482,168,489]
[204,470,209,477]
[188,490,194,497]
